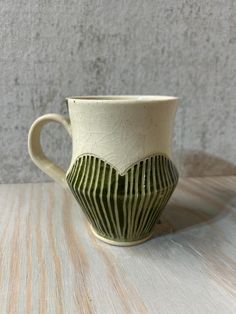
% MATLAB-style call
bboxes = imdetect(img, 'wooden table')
[0,177,236,313]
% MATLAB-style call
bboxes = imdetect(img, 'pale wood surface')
[0,177,236,314]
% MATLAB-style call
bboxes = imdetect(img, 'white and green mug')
[28,96,179,246]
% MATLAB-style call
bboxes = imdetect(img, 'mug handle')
[28,113,72,189]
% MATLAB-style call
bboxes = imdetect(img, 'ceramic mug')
[28,96,179,246]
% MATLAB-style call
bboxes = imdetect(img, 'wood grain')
[0,177,236,313]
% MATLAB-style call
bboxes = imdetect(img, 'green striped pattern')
[66,154,178,243]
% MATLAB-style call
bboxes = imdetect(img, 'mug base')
[90,226,153,246]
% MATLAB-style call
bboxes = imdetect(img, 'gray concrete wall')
[1,0,236,183]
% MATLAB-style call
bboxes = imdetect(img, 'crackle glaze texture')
[1,1,236,183]
[28,96,179,244]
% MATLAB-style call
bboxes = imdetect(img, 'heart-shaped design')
[66,154,178,244]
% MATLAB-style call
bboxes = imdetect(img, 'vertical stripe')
[143,158,165,233]
[92,158,107,234]
[66,154,179,243]
[143,156,172,234]
[107,167,118,238]
[144,159,178,233]
[99,161,113,237]
[127,167,134,239]
[66,160,76,182]
[136,157,158,237]
[70,158,95,224]
[135,157,152,236]
[87,157,108,234]
[156,156,162,191]
[113,172,122,237]
[131,159,146,239]
[129,163,141,237]
[79,156,100,230]
[122,173,129,237]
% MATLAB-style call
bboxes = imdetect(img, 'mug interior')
[67,95,178,102]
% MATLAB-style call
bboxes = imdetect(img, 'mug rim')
[66,95,179,102]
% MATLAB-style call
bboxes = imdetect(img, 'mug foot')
[90,225,153,247]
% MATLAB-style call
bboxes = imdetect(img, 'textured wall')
[1,0,236,183]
